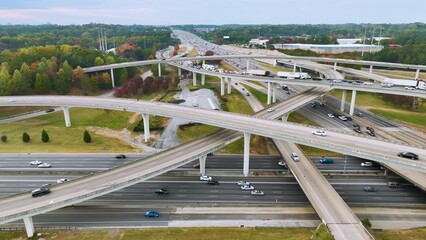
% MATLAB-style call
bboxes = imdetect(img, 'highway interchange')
[0,29,424,238]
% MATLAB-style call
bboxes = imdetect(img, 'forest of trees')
[0,24,179,96]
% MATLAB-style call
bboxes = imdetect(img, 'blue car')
[320,157,334,164]
[145,211,159,218]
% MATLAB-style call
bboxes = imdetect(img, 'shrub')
[83,130,91,143]
[361,218,372,228]
[41,129,49,143]
[22,132,30,143]
[1,135,7,142]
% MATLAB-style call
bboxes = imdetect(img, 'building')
[249,38,270,47]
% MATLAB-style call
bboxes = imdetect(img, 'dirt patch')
[129,113,141,124]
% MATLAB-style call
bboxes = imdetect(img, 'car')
[200,175,212,181]
[154,188,168,194]
[6,98,16,103]
[246,93,250,96]
[405,86,415,90]
[320,157,334,164]
[327,113,334,118]
[312,130,327,136]
[31,187,50,197]
[398,152,419,160]
[338,115,348,121]
[30,160,42,165]
[387,182,400,188]
[332,79,341,83]
[250,190,265,196]
[207,180,219,185]
[361,162,373,167]
[267,108,274,112]
[353,128,362,133]
[366,126,374,133]
[56,178,69,184]
[241,185,254,190]
[45,108,55,113]
[237,180,250,186]
[145,211,159,218]
[291,152,300,162]
[363,82,373,85]
[363,186,377,192]
[346,116,352,121]
[37,163,51,168]
[115,154,126,159]
[366,131,375,137]
[278,161,287,167]
[193,163,200,168]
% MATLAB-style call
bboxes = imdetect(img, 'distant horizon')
[0,0,424,25]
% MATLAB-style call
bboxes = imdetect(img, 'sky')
[0,0,425,25]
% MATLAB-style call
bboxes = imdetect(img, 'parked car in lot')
[398,152,419,160]
[115,154,126,159]
[145,211,159,218]
[154,188,168,194]
[237,180,250,186]
[312,130,327,136]
[56,178,69,184]
[241,185,254,190]
[200,175,212,181]
[361,162,373,167]
[363,186,377,192]
[207,180,219,185]
[38,163,51,168]
[30,160,42,165]
[31,187,50,197]
[291,152,300,162]
[320,157,334,164]
[250,190,264,196]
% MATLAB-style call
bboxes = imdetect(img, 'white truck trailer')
[383,78,426,90]
[277,71,311,79]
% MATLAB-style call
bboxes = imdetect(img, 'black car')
[346,116,352,121]
[398,152,419,160]
[115,154,126,159]
[31,187,51,197]
[363,186,377,192]
[207,180,219,185]
[45,108,55,113]
[366,131,375,137]
[353,128,362,133]
[154,188,168,194]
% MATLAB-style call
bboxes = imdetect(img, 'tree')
[34,73,51,94]
[94,57,105,66]
[1,135,7,142]
[55,68,71,94]
[19,63,32,92]
[41,129,49,143]
[83,130,92,143]
[0,64,11,96]
[22,132,30,143]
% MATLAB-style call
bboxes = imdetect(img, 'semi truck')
[277,71,311,79]
[246,69,270,76]
[383,78,426,90]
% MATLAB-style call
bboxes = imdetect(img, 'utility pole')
[361,28,367,57]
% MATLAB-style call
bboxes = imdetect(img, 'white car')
[291,152,300,162]
[278,161,287,167]
[267,108,274,112]
[250,190,265,196]
[200,175,212,181]
[237,181,250,186]
[338,115,348,121]
[6,98,16,103]
[312,130,327,136]
[38,163,51,168]
[327,113,334,118]
[30,160,42,165]
[56,178,69,184]
[363,82,373,85]
[241,185,255,190]
[405,86,415,90]
[361,162,373,167]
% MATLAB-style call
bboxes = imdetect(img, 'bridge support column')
[192,72,197,86]
[158,63,162,77]
[62,106,71,127]
[142,113,150,142]
[272,85,276,103]
[415,69,420,79]
[220,77,225,96]
[201,74,206,85]
[281,113,289,122]
[273,59,277,67]
[227,78,232,94]
[342,72,346,78]
[178,67,182,77]
[199,155,207,176]
[320,94,326,104]
[110,68,115,88]
[333,62,337,71]
[203,60,205,65]
[369,65,373,73]
[349,90,357,116]
[246,60,250,70]
[340,90,347,112]
[293,63,296,72]
[267,82,271,105]
[243,132,251,177]
[23,216,35,238]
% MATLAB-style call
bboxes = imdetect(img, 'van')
[387,182,400,188]
[291,152,300,162]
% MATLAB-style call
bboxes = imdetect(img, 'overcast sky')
[0,0,425,25]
